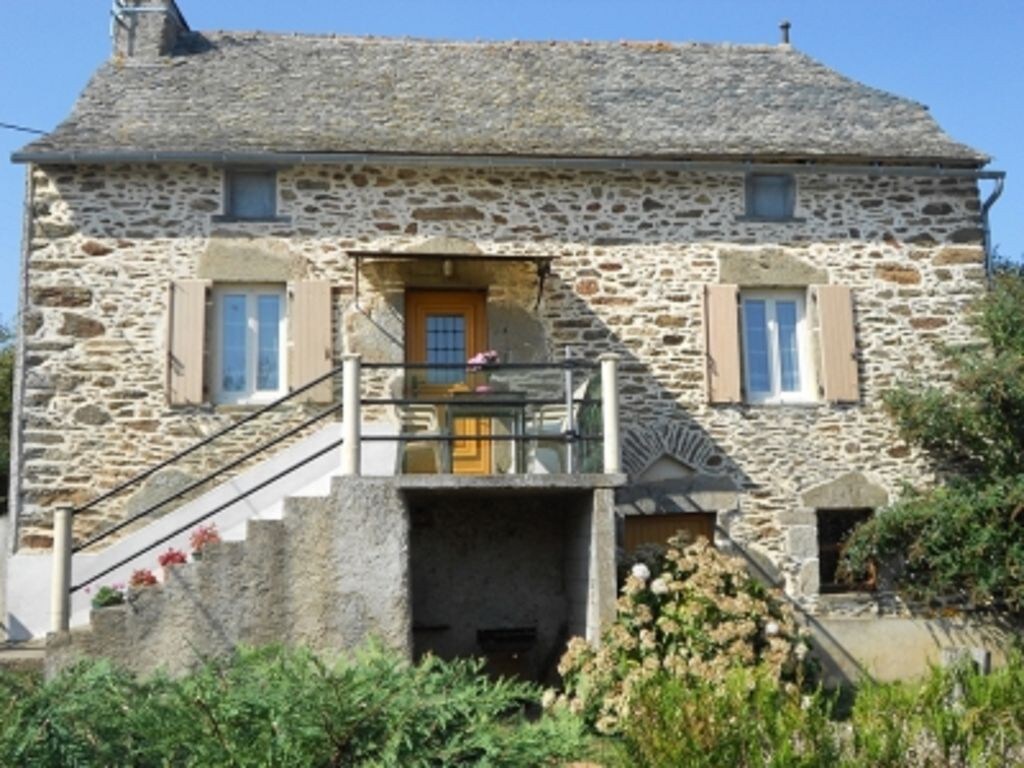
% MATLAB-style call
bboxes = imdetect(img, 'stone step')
[0,639,46,675]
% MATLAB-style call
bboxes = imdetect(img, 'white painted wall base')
[4,420,398,640]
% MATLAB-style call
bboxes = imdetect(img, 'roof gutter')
[8,149,1005,180]
[980,175,1006,285]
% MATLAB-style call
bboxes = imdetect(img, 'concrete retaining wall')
[810,615,1021,684]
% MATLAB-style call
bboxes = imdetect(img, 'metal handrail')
[362,397,601,407]
[71,362,346,517]
[70,438,344,593]
[360,433,604,442]
[362,361,597,371]
[73,401,345,553]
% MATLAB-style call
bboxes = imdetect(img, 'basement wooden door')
[623,513,717,553]
[405,290,490,474]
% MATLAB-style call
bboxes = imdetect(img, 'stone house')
[2,0,1009,680]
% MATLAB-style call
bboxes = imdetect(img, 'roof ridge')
[197,30,791,51]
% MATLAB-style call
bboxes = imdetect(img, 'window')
[745,173,796,220]
[817,508,873,593]
[740,290,815,404]
[705,284,859,406]
[224,170,277,220]
[212,285,287,404]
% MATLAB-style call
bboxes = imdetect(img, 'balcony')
[348,354,621,478]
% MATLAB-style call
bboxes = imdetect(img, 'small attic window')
[745,173,796,220]
[223,170,277,221]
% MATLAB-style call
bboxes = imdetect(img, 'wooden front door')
[405,290,490,474]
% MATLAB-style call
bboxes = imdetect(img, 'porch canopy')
[347,244,553,308]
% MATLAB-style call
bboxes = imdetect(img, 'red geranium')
[158,548,188,568]
[129,568,158,588]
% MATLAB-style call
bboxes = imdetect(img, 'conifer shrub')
[0,644,586,767]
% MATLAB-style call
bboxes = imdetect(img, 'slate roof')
[17,33,987,164]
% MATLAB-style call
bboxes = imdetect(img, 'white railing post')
[50,507,72,633]
[341,353,362,476]
[599,354,621,474]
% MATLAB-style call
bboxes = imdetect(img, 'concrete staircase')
[46,477,410,679]
[5,421,399,642]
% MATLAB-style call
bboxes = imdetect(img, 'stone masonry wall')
[18,161,987,606]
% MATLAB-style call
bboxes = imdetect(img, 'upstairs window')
[740,290,815,404]
[213,285,287,404]
[224,170,277,221]
[745,173,796,220]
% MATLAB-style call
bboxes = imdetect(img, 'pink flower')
[467,350,500,370]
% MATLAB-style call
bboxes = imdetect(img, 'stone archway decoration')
[800,471,889,509]
[403,236,483,255]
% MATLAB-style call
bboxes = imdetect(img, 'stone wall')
[18,161,987,607]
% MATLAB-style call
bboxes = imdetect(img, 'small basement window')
[817,508,873,593]
[224,169,278,221]
[745,173,796,220]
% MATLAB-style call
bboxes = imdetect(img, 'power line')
[0,122,46,135]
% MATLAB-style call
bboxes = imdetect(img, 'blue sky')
[2,1,1021,325]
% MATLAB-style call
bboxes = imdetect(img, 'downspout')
[981,175,1006,286]
[8,165,33,553]
[1,166,34,640]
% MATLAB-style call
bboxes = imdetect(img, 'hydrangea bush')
[554,533,811,734]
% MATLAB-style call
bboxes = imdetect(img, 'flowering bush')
[189,523,221,557]
[157,548,188,568]
[554,533,811,734]
[90,584,125,610]
[129,568,157,588]
[466,350,499,369]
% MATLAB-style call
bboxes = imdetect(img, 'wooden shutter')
[704,284,741,403]
[816,285,859,403]
[167,279,210,406]
[289,281,334,403]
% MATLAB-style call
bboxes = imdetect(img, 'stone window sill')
[210,215,293,225]
[741,400,822,410]
[735,216,806,224]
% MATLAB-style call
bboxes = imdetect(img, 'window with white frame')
[740,290,815,404]
[212,285,287,404]
[745,173,796,220]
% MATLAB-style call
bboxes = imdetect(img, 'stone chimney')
[112,0,189,58]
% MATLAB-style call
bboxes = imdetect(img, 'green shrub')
[0,644,586,767]
[89,584,126,609]
[619,667,839,768]
[840,269,1024,612]
[555,533,812,734]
